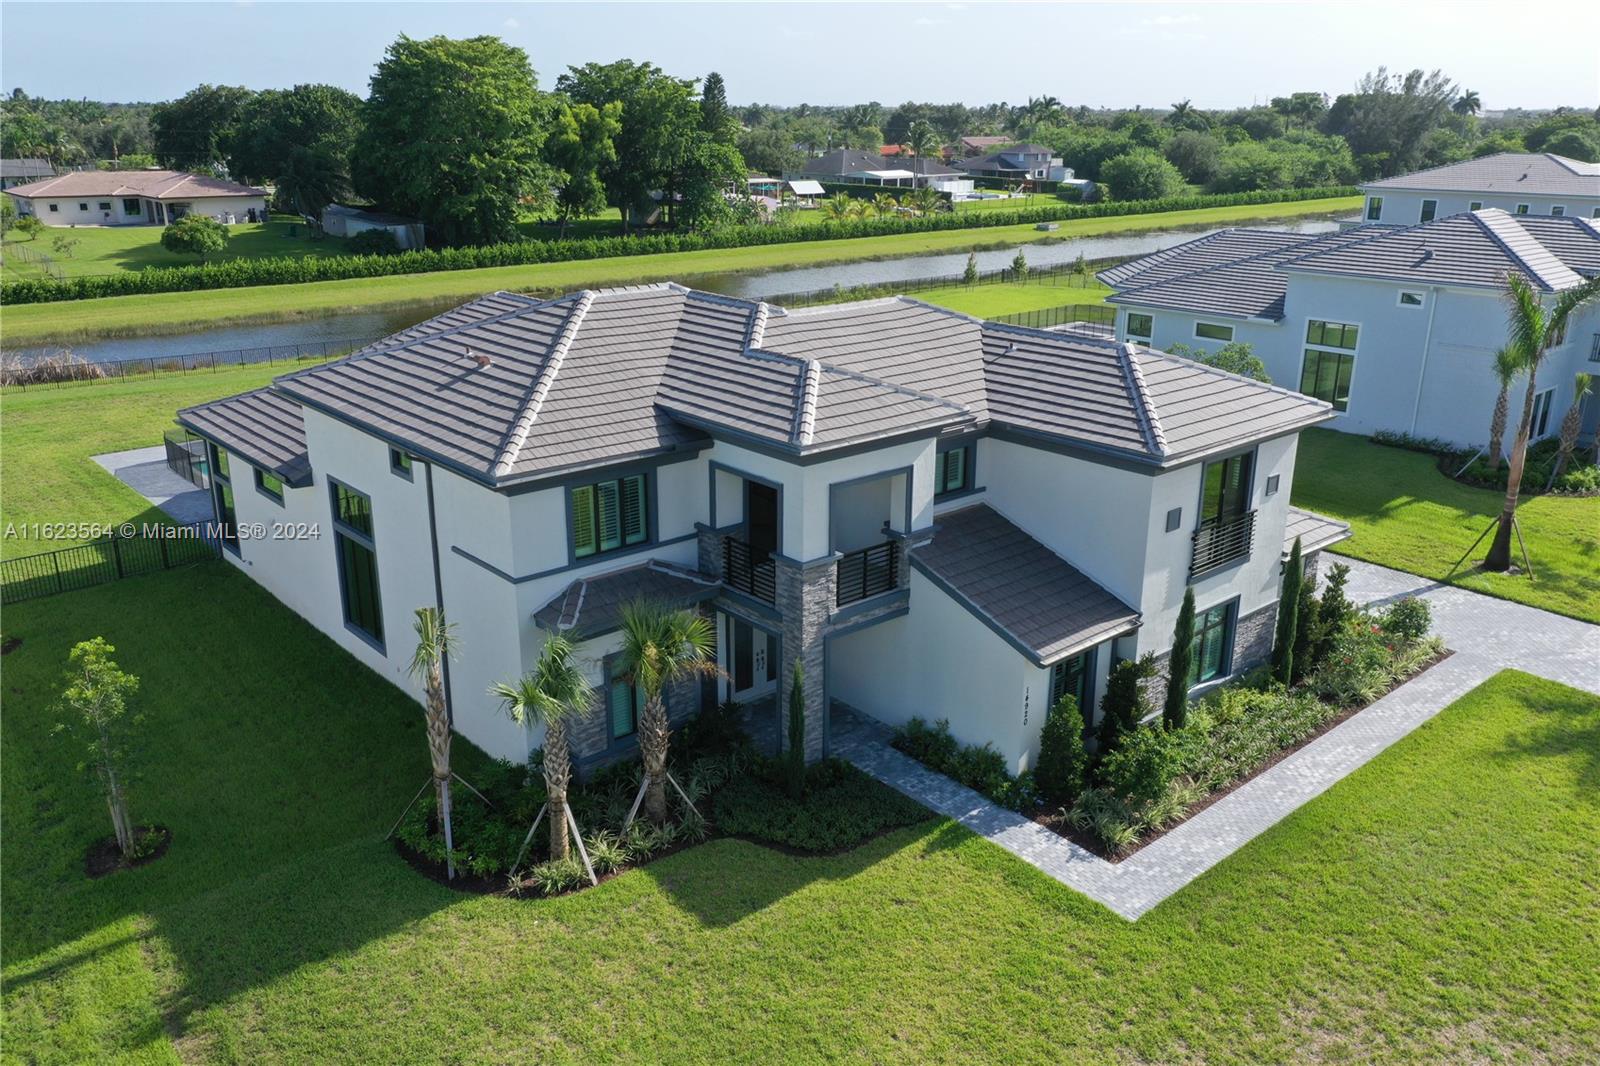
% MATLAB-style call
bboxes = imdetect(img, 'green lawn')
[3,576,1594,1063]
[1292,428,1600,624]
[0,196,1359,346]
[2,217,353,280]
[915,277,1112,317]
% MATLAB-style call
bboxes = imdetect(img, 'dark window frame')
[1530,388,1554,438]
[208,442,239,555]
[1125,312,1154,339]
[329,478,384,649]
[253,466,284,504]
[1197,448,1255,527]
[1194,321,1234,342]
[1365,196,1383,221]
[1048,648,1095,713]
[123,198,141,215]
[604,653,645,743]
[47,203,58,212]
[1188,597,1238,687]
[569,473,652,562]
[1419,199,1437,223]
[1300,348,1357,412]
[389,447,413,481]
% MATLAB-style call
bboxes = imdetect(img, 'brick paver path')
[836,558,1600,920]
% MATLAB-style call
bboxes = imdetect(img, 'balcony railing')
[836,540,900,607]
[722,535,776,604]
[1190,510,1256,579]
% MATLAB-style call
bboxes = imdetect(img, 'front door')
[745,481,778,559]
[726,614,778,699]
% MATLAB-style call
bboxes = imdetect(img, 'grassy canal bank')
[0,196,1357,346]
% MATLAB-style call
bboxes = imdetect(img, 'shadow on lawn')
[1491,680,1600,789]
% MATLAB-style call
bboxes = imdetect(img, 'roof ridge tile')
[491,290,594,478]
[1118,342,1168,456]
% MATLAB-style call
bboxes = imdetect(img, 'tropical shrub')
[1381,597,1432,645]
[0,186,1357,304]
[890,716,1038,810]
[713,757,928,851]
[1035,695,1091,806]
[346,228,401,255]
[1098,724,1185,808]
[1097,654,1156,754]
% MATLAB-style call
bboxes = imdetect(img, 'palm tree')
[1485,272,1600,571]
[615,600,718,824]
[871,191,899,218]
[1453,89,1482,116]
[408,607,458,879]
[1550,372,1593,484]
[1167,99,1195,125]
[492,635,595,862]
[901,118,940,189]
[822,193,859,221]
[1486,346,1523,474]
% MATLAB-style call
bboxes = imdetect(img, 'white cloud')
[504,16,520,28]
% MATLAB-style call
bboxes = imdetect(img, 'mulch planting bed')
[84,824,172,878]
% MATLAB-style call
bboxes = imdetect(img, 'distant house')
[954,143,1080,186]
[1357,152,1600,226]
[4,169,268,226]
[795,149,972,193]
[957,136,1009,158]
[0,158,55,191]
[321,204,425,250]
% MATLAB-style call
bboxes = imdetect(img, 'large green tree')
[231,84,363,216]
[1322,67,1456,177]
[545,98,622,236]
[700,70,735,142]
[151,84,253,171]
[355,35,552,246]
[1101,148,1185,200]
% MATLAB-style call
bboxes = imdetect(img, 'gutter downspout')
[1407,285,1442,436]
[423,459,455,725]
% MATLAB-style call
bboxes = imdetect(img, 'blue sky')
[3,1,1596,109]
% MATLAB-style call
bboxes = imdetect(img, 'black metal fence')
[836,540,899,607]
[0,526,220,604]
[722,535,777,604]
[989,303,1117,335]
[0,335,382,391]
[164,427,210,488]
[1190,511,1257,580]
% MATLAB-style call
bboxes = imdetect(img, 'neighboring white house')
[1356,152,1600,226]
[320,204,425,249]
[4,169,268,226]
[953,142,1090,192]
[1102,209,1600,448]
[177,284,1343,776]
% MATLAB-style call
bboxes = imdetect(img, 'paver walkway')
[836,557,1599,920]
[92,445,213,526]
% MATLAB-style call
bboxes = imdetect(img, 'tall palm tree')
[492,635,595,862]
[1485,273,1600,571]
[901,118,940,189]
[408,607,458,879]
[615,600,718,824]
[1452,89,1482,116]
[1550,372,1593,483]
[1486,346,1523,474]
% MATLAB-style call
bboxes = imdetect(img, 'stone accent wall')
[1303,549,1322,586]
[569,666,702,773]
[1142,599,1278,708]
[696,524,724,581]
[774,553,832,763]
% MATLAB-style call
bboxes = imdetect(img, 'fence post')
[51,549,62,596]
[111,535,124,578]
[159,531,170,568]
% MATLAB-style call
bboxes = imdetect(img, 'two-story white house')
[1102,209,1600,448]
[1355,152,1600,226]
[177,284,1345,776]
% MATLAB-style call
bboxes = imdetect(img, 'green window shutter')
[620,475,647,546]
[945,448,965,492]
[572,485,597,558]
[596,480,621,551]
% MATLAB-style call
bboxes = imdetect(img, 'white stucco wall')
[1359,191,1600,225]
[12,193,266,226]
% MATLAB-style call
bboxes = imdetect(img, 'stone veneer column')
[696,524,724,580]
[773,553,832,763]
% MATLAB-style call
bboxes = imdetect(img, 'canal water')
[9,217,1339,365]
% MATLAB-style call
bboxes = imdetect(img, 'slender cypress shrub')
[1291,570,1320,685]
[785,662,805,801]
[1097,653,1155,756]
[1313,562,1353,668]
[1035,694,1090,807]
[1273,538,1303,686]
[1164,587,1196,729]
[963,251,978,284]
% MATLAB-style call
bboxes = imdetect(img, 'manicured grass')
[2,217,353,280]
[915,277,1112,317]
[0,196,1359,346]
[3,576,1594,1063]
[0,363,284,558]
[1292,428,1600,624]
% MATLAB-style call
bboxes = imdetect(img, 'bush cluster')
[1456,436,1599,496]
[890,716,1039,810]
[713,757,928,851]
[0,186,1356,305]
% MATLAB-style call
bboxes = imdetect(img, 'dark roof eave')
[174,414,314,487]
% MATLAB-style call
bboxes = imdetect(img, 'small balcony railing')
[1190,510,1256,579]
[722,535,776,605]
[836,540,900,607]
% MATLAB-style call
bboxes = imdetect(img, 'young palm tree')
[871,191,899,218]
[616,600,718,824]
[822,193,858,221]
[492,635,595,862]
[408,607,458,879]
[1485,273,1600,571]
[1486,346,1524,474]
[1550,372,1594,483]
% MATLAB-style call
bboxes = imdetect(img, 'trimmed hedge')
[1,186,1356,305]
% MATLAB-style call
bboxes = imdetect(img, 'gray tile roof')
[1283,506,1352,559]
[533,560,720,637]
[194,282,1335,491]
[177,388,312,486]
[1361,153,1600,197]
[1107,230,1375,320]
[1505,216,1600,277]
[1097,229,1311,288]
[912,504,1140,665]
[1129,349,1336,461]
[798,149,958,179]
[1281,209,1584,292]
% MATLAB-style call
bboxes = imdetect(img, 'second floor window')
[935,444,973,498]
[1301,319,1359,412]
[1125,312,1153,340]
[1200,451,1253,526]
[332,482,383,645]
[1366,197,1383,221]
[1419,199,1437,223]
[1195,322,1233,342]
[572,474,648,559]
